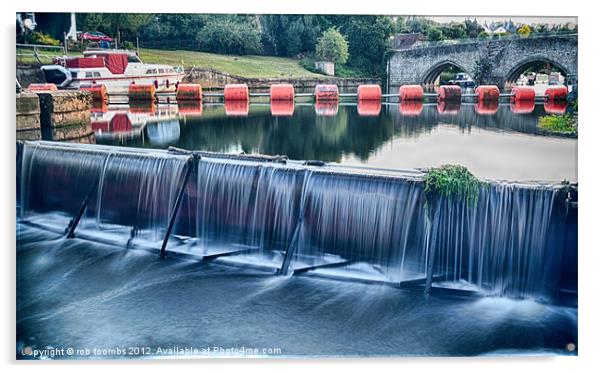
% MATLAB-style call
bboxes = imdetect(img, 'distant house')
[393,33,427,50]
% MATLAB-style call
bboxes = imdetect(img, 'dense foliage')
[424,165,481,206]
[196,18,262,55]
[315,28,348,64]
[538,114,578,136]
[24,13,578,77]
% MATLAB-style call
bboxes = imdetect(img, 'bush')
[315,28,348,64]
[477,31,489,39]
[537,114,578,136]
[427,28,443,41]
[30,32,60,46]
[424,165,481,206]
[196,20,262,55]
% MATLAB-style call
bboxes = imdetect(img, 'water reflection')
[474,100,499,115]
[545,100,569,114]
[88,102,576,182]
[510,100,535,114]
[357,100,382,116]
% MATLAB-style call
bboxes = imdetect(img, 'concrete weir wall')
[16,91,93,141]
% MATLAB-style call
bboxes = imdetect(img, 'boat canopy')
[63,53,129,74]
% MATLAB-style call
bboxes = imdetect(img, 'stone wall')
[388,35,578,88]
[16,90,93,142]
[16,92,41,131]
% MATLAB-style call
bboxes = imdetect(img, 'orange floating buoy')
[544,100,568,114]
[399,85,424,101]
[28,83,58,91]
[270,84,295,102]
[176,84,203,101]
[399,100,423,116]
[224,84,249,101]
[475,85,500,102]
[545,86,568,101]
[438,85,462,101]
[91,101,108,113]
[177,101,203,116]
[357,100,382,116]
[315,101,339,116]
[271,100,295,116]
[510,100,535,114]
[511,86,536,102]
[225,99,249,116]
[80,84,108,103]
[357,85,382,101]
[437,100,461,115]
[128,84,156,102]
[314,84,339,101]
[475,100,499,115]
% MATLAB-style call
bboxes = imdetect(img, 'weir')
[17,141,577,303]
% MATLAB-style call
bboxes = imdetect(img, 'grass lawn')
[139,48,325,79]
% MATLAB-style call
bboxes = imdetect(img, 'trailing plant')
[424,165,481,211]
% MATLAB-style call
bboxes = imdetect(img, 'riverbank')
[17,47,380,89]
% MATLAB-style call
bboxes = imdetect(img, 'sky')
[426,16,577,25]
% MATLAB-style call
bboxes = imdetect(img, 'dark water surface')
[17,225,577,358]
[90,102,577,182]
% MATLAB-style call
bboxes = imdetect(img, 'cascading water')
[19,142,189,241]
[427,183,572,299]
[17,141,576,302]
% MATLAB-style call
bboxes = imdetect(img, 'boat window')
[85,72,94,78]
[158,69,165,74]
[145,69,158,74]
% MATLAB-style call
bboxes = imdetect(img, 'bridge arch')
[504,56,572,84]
[421,59,472,85]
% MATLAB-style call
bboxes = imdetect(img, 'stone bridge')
[387,34,577,88]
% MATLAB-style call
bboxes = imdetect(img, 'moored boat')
[41,49,185,94]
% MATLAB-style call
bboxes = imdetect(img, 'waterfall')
[19,142,189,240]
[17,141,575,301]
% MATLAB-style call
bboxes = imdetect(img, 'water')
[87,102,577,183]
[16,225,577,358]
[18,142,577,302]
[16,100,578,358]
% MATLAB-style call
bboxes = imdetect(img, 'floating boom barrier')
[69,82,572,107]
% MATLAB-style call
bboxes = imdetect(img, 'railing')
[392,32,578,51]
[16,43,67,64]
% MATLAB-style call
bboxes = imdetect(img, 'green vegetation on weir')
[424,165,481,206]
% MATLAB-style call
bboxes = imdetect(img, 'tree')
[473,56,493,85]
[89,13,153,43]
[517,24,532,37]
[427,28,443,41]
[441,23,467,39]
[464,18,484,38]
[261,15,323,57]
[341,16,394,74]
[315,28,349,64]
[196,19,262,55]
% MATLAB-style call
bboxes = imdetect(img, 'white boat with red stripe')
[40,49,185,94]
